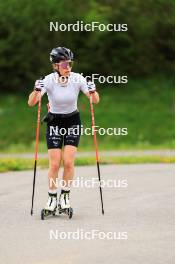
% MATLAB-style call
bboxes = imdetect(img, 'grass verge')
[1,76,175,152]
[0,156,175,172]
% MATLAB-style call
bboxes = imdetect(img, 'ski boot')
[41,192,57,220]
[57,190,73,219]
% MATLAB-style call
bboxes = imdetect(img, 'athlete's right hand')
[34,80,44,91]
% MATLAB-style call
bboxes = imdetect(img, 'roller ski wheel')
[41,208,56,220]
[68,207,73,219]
[57,204,73,219]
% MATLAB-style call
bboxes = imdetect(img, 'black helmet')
[50,47,74,63]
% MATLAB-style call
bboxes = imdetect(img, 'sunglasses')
[57,61,74,69]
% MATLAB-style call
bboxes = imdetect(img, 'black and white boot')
[59,190,71,209]
[41,192,57,220]
[58,190,73,219]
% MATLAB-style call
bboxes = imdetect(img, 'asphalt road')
[0,164,175,264]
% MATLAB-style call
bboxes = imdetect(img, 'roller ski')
[41,192,57,220]
[57,190,73,219]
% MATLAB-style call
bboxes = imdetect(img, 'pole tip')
[31,209,33,215]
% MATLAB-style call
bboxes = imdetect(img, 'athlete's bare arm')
[28,90,42,107]
[28,79,44,107]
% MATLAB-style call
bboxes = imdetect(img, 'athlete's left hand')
[87,81,96,93]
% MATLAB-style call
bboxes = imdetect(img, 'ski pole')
[31,89,42,215]
[89,95,104,215]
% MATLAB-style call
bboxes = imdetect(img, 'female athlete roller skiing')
[28,47,99,218]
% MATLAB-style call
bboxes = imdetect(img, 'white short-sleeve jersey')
[41,72,88,114]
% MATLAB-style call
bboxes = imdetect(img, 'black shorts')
[45,111,81,149]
